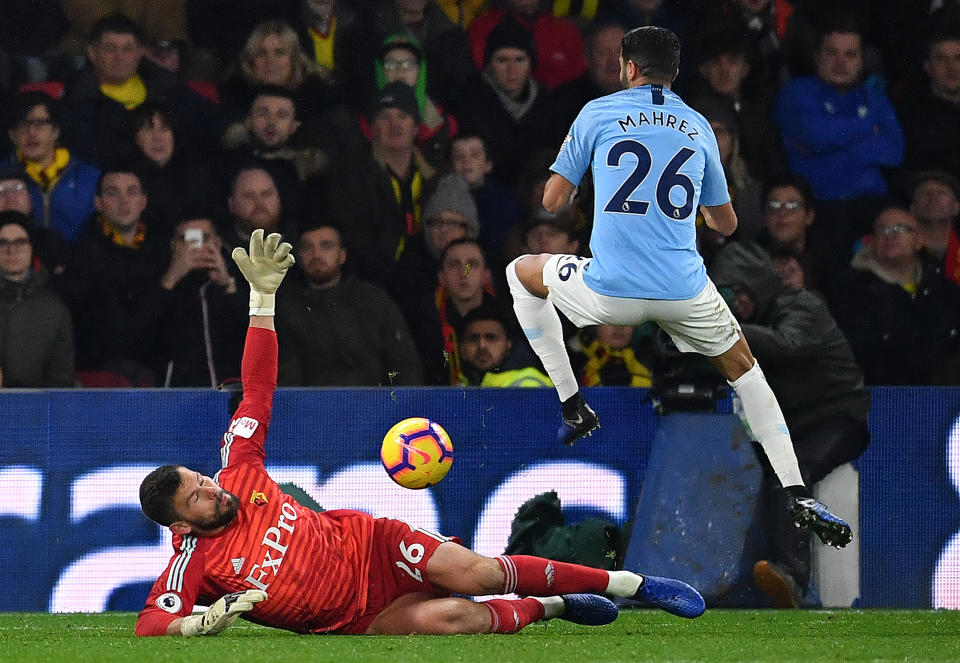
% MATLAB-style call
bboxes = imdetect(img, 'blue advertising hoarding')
[0,386,958,612]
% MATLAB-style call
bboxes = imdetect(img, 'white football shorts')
[541,253,741,357]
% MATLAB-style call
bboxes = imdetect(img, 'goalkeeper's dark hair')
[621,26,680,84]
[140,464,184,526]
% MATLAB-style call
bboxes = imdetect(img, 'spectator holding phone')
[157,216,247,386]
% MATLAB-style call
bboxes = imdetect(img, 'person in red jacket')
[135,229,705,637]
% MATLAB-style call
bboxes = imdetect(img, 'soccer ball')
[380,417,454,489]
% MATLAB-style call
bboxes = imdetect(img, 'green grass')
[1,610,957,663]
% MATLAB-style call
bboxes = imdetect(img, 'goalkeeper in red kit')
[135,230,706,637]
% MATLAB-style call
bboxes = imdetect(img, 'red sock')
[484,598,545,633]
[496,555,609,595]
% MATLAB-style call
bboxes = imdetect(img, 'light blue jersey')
[550,84,730,300]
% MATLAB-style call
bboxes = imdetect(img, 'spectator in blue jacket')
[775,15,903,250]
[4,91,99,243]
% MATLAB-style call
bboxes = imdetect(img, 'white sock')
[506,258,579,402]
[604,570,644,598]
[532,595,565,619]
[728,361,804,488]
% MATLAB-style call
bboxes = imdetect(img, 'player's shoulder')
[170,531,208,555]
[582,88,635,115]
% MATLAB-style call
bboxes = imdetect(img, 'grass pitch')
[1,609,956,663]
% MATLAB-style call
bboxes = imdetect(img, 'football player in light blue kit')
[506,26,852,550]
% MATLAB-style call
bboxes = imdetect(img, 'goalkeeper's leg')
[426,544,703,619]
[365,592,617,634]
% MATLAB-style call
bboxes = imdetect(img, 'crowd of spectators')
[0,0,959,389]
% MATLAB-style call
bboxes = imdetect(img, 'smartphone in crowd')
[184,228,204,249]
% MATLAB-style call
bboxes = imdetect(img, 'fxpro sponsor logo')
[244,502,298,592]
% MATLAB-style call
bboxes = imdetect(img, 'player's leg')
[365,593,492,634]
[366,592,617,634]
[709,341,852,548]
[425,542,703,618]
[656,281,852,548]
[709,337,851,547]
[709,333,805,490]
[507,254,597,445]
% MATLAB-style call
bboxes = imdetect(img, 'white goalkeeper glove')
[231,228,295,316]
[179,589,267,636]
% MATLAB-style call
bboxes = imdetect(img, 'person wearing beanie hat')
[371,81,422,124]
[376,35,426,112]
[468,0,587,90]
[423,173,480,243]
[483,17,538,70]
[456,16,554,187]
[333,74,439,287]
[691,95,739,138]
[371,33,460,170]
[388,175,481,386]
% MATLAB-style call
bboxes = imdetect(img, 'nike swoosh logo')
[392,438,432,463]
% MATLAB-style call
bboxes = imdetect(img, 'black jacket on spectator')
[0,264,74,387]
[135,151,223,238]
[897,86,960,184]
[709,242,870,431]
[328,152,437,287]
[157,268,248,388]
[829,250,960,386]
[456,73,553,190]
[276,272,423,386]
[63,219,170,384]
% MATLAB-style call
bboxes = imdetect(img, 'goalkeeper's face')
[172,468,241,535]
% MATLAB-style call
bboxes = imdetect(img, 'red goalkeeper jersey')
[136,327,376,636]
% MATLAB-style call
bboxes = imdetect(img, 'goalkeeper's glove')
[179,589,267,636]
[231,228,295,316]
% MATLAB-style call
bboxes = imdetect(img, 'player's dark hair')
[620,26,680,84]
[762,172,815,210]
[140,465,184,526]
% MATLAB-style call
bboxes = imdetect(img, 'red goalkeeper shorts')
[335,518,459,634]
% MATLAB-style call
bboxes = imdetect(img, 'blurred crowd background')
[0,0,958,391]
